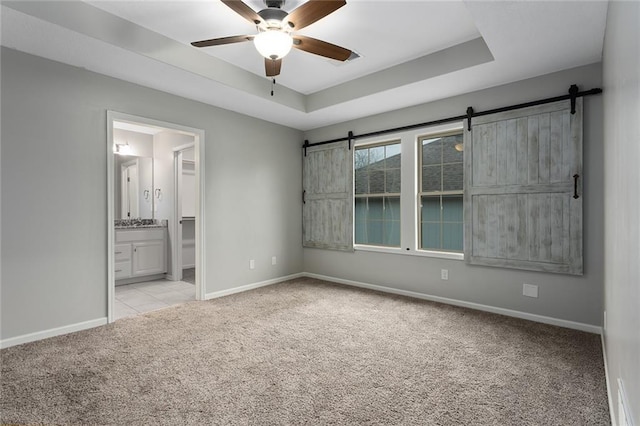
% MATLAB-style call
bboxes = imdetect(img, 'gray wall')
[603,1,639,424]
[303,63,604,327]
[1,47,304,341]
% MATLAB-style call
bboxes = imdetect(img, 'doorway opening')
[107,111,206,322]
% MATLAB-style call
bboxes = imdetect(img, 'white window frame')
[418,130,465,254]
[354,139,402,248]
[353,122,464,261]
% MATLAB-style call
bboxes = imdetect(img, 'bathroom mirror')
[113,124,156,220]
[114,155,154,219]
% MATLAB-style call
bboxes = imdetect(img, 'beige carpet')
[1,278,609,425]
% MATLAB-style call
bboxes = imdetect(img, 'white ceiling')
[1,1,608,131]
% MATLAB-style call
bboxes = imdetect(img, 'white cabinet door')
[132,241,166,276]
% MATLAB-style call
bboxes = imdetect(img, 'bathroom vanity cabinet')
[115,228,167,284]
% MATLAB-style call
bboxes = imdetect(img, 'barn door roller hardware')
[466,107,474,132]
[302,84,602,154]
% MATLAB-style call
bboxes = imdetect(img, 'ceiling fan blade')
[265,58,282,77]
[221,0,263,25]
[285,0,346,30]
[191,35,254,48]
[292,35,351,61]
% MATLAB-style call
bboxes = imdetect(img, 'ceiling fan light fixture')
[254,30,293,60]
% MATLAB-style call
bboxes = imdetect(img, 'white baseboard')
[303,272,602,334]
[601,333,617,426]
[1,272,601,350]
[0,317,108,349]
[204,273,305,300]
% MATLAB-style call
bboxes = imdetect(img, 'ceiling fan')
[191,0,353,78]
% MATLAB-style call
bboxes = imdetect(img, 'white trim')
[601,333,617,426]
[354,244,464,260]
[204,273,305,300]
[107,112,115,323]
[0,318,108,349]
[303,272,602,334]
[194,132,205,301]
[172,142,195,152]
[107,111,207,318]
[173,149,184,282]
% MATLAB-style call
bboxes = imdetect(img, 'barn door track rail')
[302,84,602,156]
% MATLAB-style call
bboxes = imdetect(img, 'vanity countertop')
[115,224,167,229]
[115,219,168,229]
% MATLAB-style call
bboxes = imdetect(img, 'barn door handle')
[573,174,580,199]
[302,190,306,204]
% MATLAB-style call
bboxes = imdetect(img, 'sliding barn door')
[303,142,353,251]
[464,99,583,275]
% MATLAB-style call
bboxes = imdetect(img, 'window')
[419,132,464,252]
[354,141,401,247]
[351,126,463,258]
[322,99,581,273]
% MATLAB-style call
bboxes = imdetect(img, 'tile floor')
[114,279,195,320]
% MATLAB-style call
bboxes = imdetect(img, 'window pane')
[419,131,464,253]
[442,195,463,222]
[369,146,385,169]
[369,170,385,194]
[368,197,384,220]
[442,223,463,251]
[385,143,401,160]
[442,134,464,163]
[383,219,401,246]
[386,169,401,193]
[354,169,369,194]
[422,165,441,192]
[421,223,440,250]
[354,198,367,244]
[366,220,384,245]
[354,150,369,171]
[442,163,463,191]
[421,138,442,165]
[354,141,401,248]
[421,196,440,222]
[384,197,401,221]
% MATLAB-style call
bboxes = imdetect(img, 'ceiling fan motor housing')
[264,0,285,9]
[258,8,288,29]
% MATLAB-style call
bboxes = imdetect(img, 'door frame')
[171,143,195,282]
[107,111,206,323]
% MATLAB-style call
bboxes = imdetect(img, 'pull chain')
[271,78,276,96]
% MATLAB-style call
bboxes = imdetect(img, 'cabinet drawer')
[114,261,132,279]
[114,244,131,261]
[116,228,165,243]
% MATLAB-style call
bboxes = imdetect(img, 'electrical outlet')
[272,256,277,266]
[249,259,255,270]
[441,269,449,280]
[523,283,538,298]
